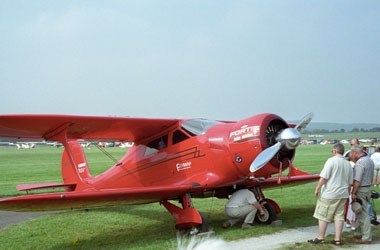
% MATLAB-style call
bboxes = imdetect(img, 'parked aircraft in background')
[119,141,134,148]
[0,140,63,148]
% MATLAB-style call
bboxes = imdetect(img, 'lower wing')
[0,184,197,212]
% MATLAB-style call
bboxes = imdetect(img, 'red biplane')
[0,113,319,235]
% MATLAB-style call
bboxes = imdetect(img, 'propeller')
[249,113,313,173]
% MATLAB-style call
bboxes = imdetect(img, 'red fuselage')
[84,113,293,192]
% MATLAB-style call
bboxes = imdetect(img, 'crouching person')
[223,188,265,229]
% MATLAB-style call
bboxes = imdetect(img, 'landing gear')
[255,201,277,224]
[178,212,210,237]
[249,186,280,224]
[162,193,211,236]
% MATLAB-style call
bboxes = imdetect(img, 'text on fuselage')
[176,162,192,172]
[229,125,260,143]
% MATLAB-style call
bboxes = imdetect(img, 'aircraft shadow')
[43,205,178,250]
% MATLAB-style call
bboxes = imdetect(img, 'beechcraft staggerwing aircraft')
[0,113,319,235]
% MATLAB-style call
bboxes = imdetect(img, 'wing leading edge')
[0,184,199,212]
[0,114,181,142]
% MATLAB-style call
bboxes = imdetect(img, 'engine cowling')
[228,113,295,178]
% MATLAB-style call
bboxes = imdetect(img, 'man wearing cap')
[350,144,374,244]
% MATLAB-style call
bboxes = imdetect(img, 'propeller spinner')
[249,113,313,173]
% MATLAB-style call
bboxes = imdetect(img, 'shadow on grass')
[44,206,179,250]
[4,197,373,250]
[0,204,179,250]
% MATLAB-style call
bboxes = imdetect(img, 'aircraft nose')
[276,128,301,150]
[250,113,313,173]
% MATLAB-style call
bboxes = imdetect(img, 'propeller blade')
[250,142,281,172]
[249,113,313,174]
[294,112,314,132]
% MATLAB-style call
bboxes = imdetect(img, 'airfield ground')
[226,221,379,250]
[1,211,378,249]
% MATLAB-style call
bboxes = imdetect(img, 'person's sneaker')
[241,223,253,229]
[371,220,380,225]
[222,221,232,229]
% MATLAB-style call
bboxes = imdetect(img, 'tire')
[255,202,277,224]
[197,212,209,233]
[177,212,209,236]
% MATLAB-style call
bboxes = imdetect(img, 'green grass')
[0,146,126,196]
[0,144,379,249]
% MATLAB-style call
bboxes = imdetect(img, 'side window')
[145,135,168,156]
[172,130,189,145]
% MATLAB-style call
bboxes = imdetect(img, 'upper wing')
[0,114,181,142]
[0,183,198,212]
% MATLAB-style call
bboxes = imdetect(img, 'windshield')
[181,119,221,135]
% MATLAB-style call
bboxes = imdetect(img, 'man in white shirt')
[223,188,265,229]
[308,143,353,245]
[370,146,380,186]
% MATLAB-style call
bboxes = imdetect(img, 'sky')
[1,1,379,124]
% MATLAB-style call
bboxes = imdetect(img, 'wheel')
[177,212,209,236]
[197,212,209,233]
[255,202,277,224]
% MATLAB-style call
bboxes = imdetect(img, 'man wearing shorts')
[308,143,353,245]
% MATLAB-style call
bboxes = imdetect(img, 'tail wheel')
[255,202,277,224]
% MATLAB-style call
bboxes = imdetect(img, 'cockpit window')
[144,135,168,156]
[181,119,221,136]
[147,135,168,150]
[172,130,189,145]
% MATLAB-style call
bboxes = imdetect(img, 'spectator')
[308,143,353,245]
[350,144,374,244]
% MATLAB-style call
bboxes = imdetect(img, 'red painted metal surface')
[0,113,319,229]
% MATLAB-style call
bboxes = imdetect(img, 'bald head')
[350,138,360,145]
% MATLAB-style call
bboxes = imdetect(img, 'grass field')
[301,131,380,141]
[0,144,379,249]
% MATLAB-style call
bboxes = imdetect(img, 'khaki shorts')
[374,164,380,174]
[313,197,347,222]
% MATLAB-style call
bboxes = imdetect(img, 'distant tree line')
[302,127,380,134]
